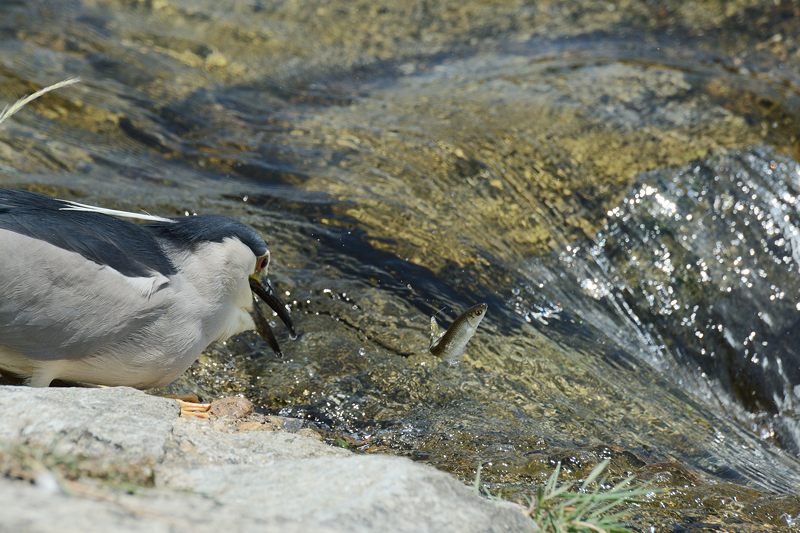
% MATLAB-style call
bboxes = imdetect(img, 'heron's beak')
[249,274,297,357]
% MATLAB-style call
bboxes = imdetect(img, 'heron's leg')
[153,393,211,419]
[27,364,59,387]
[161,393,211,418]
[176,399,211,419]
[163,392,202,403]
[27,374,54,387]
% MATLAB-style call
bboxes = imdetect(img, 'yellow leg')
[163,392,202,403]
[176,399,211,419]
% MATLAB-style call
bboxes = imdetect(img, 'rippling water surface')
[2,0,800,528]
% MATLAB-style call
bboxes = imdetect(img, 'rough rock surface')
[0,386,532,532]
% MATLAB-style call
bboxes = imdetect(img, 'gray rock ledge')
[0,386,533,532]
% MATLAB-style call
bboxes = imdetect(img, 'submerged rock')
[0,386,532,532]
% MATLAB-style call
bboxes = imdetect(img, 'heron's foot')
[164,392,202,403]
[177,399,211,419]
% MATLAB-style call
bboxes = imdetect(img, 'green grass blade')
[473,463,482,493]
[545,462,562,495]
[581,459,611,490]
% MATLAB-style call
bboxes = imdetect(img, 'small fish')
[252,295,284,358]
[429,303,488,359]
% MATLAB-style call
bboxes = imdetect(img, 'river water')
[2,0,800,528]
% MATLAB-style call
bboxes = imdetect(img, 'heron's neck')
[166,239,255,341]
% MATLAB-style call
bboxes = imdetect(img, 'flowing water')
[2,0,800,528]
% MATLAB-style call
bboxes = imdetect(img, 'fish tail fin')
[430,315,442,349]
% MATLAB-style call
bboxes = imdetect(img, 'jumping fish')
[429,303,488,359]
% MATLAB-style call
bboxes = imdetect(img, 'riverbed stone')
[0,386,533,532]
[208,395,254,419]
[0,386,177,464]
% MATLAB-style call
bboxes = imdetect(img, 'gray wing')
[0,229,172,360]
[0,189,176,277]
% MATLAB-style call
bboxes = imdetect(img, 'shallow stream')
[2,0,800,528]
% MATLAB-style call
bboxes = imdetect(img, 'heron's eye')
[255,256,268,272]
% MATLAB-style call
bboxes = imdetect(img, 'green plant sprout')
[475,458,655,533]
[526,459,654,533]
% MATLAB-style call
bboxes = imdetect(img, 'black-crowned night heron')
[0,188,296,389]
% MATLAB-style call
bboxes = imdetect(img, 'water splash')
[549,147,800,453]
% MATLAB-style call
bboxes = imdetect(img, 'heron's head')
[149,215,296,353]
